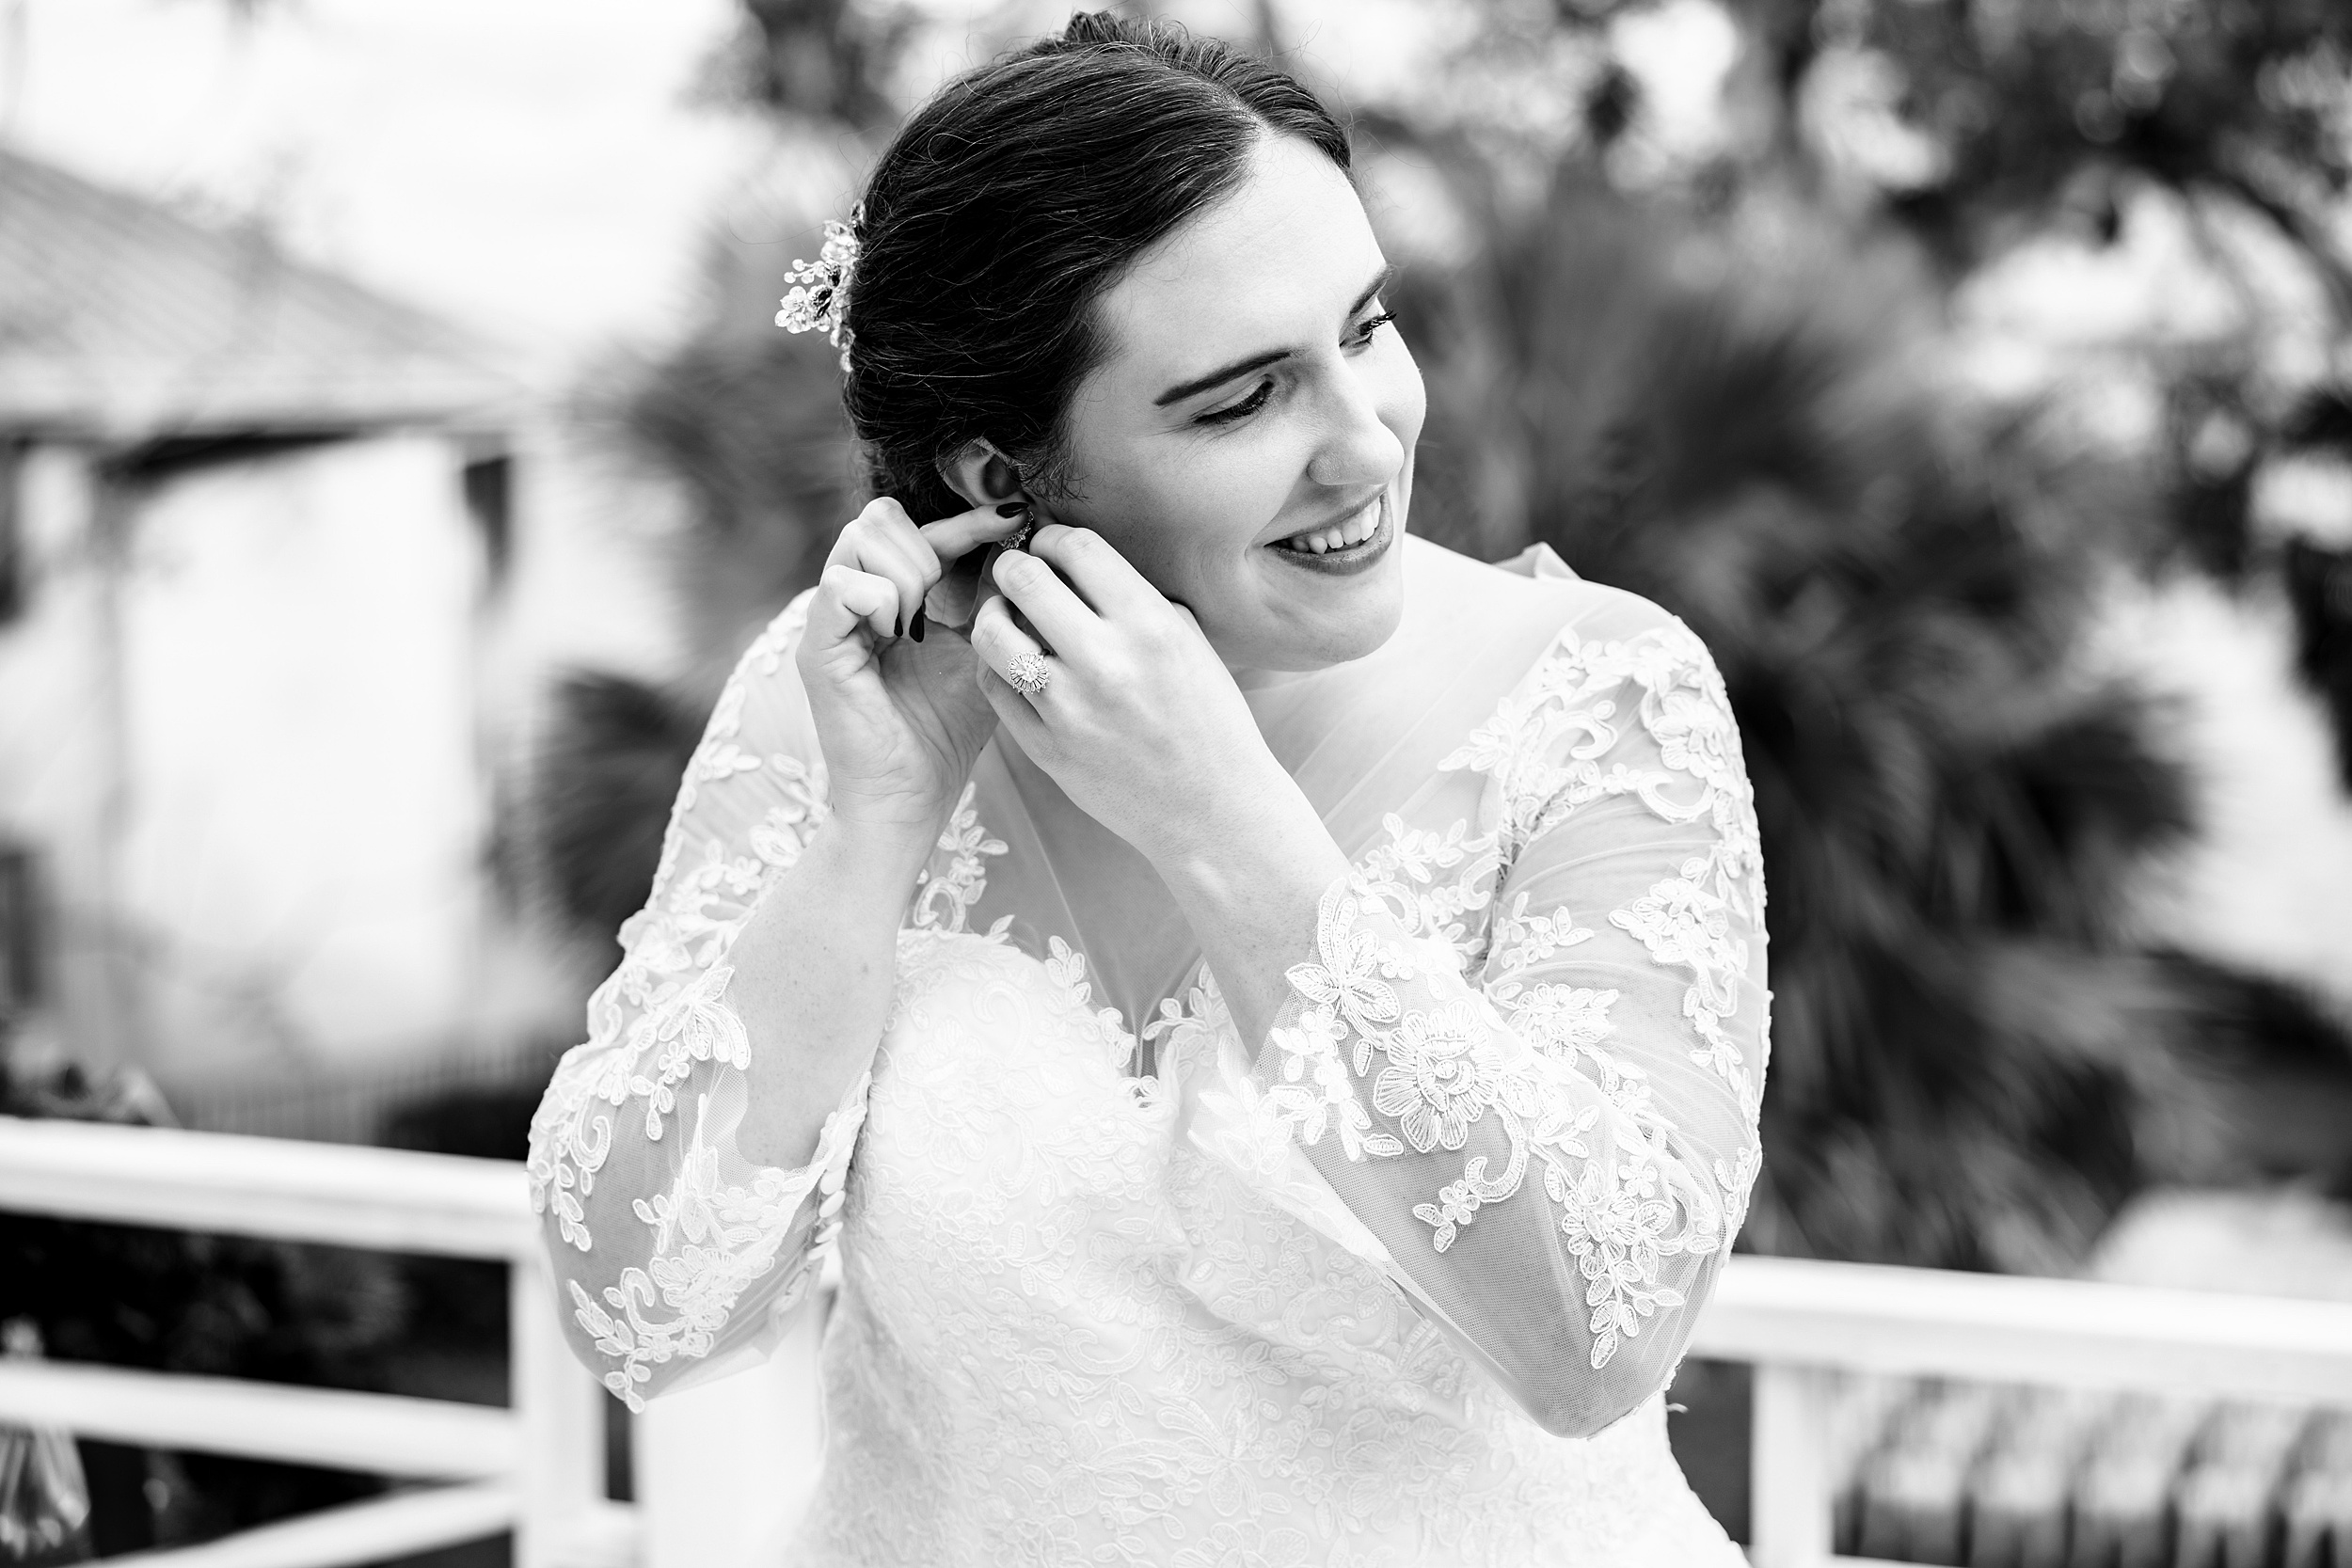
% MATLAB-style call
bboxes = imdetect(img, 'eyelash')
[1195,310,1397,427]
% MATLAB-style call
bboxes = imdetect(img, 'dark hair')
[839,12,1351,522]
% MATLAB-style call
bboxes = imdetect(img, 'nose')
[1304,354,1406,492]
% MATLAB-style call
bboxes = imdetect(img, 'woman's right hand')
[797,497,1025,835]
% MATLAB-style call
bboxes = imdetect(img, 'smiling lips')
[1271,495,1383,554]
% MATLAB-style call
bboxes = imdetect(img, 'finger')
[991,544,1100,656]
[812,563,900,646]
[917,501,1029,565]
[976,660,1051,752]
[920,506,1029,630]
[859,507,956,638]
[969,594,1053,698]
[823,497,914,573]
[1023,524,1163,619]
[818,500,930,637]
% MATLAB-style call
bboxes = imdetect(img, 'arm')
[528,499,1017,1408]
[972,527,1765,1437]
[527,600,881,1409]
[1188,606,1767,1436]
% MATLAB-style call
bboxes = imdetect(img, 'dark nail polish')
[912,608,927,642]
[997,500,1027,516]
[893,615,902,639]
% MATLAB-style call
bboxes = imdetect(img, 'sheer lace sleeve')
[525,593,869,1411]
[1196,598,1768,1439]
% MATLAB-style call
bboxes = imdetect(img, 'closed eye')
[1196,379,1274,426]
[1196,312,1397,427]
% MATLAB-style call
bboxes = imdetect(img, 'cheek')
[1104,447,1295,591]
[1384,343,1429,452]
[1057,460,1245,603]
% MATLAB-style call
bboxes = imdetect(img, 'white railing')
[0,1115,627,1568]
[1692,1256,2352,1568]
[8,1114,2352,1568]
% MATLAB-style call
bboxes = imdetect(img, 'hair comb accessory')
[775,205,862,371]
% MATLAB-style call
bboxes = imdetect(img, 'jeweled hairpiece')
[775,207,861,372]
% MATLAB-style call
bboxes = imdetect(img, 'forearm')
[729,812,937,1169]
[1152,768,1348,1048]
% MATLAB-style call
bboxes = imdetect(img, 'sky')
[0,0,756,359]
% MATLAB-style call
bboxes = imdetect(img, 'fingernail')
[996,500,1027,516]
[893,614,902,639]
[912,608,927,642]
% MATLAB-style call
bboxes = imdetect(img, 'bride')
[529,12,1767,1564]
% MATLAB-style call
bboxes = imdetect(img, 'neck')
[1228,664,1322,690]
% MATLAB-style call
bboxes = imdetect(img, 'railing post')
[1751,1361,1836,1568]
[512,1248,608,1568]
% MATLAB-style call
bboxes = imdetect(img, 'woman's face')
[1045,133,1424,674]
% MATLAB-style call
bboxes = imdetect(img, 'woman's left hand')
[969,524,1288,868]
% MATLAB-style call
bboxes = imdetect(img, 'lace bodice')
[527,538,1766,1564]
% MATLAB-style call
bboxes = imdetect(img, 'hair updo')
[839,12,1351,523]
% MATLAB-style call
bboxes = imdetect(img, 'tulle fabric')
[528,536,1765,1563]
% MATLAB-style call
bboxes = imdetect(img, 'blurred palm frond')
[1404,182,2352,1266]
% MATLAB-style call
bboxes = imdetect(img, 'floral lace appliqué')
[1253,617,1765,1371]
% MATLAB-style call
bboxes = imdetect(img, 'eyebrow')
[1152,261,1398,407]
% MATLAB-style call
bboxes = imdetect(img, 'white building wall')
[108,435,491,1078]
[0,446,129,1063]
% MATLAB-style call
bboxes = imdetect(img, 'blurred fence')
[0,1115,623,1568]
[4,1118,2352,1568]
[1692,1261,2352,1568]
[1820,1375,2352,1567]
[162,1042,562,1147]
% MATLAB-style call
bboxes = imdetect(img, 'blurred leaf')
[1402,181,2258,1264]
[530,672,707,970]
[692,0,924,130]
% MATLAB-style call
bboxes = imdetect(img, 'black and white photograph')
[1,2,2350,1565]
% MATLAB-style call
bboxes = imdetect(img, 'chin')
[1237,578,1405,672]
[1318,592,1406,666]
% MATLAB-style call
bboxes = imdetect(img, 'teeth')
[1279,499,1381,554]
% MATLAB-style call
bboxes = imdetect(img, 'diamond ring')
[1006,650,1052,695]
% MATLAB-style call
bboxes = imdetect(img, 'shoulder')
[1420,543,1741,809]
[1402,534,1708,683]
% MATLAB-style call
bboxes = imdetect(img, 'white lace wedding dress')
[529,536,1768,1565]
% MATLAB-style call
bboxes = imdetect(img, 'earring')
[1004,503,1040,552]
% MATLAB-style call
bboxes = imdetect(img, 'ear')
[937,439,1026,511]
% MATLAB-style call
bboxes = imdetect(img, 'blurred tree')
[693,0,925,129]
[1399,0,2352,774]
[1406,188,2221,1266]
[1380,0,2352,1261]
[526,2,890,959]
[1734,0,2352,293]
